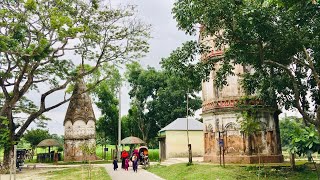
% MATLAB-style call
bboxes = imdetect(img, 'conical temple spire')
[64,78,95,125]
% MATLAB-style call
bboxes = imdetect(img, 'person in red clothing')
[124,157,129,171]
[121,150,129,169]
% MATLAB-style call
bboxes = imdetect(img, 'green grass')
[1,145,159,162]
[39,166,111,180]
[95,145,159,162]
[56,160,110,165]
[148,163,318,180]
[148,149,159,161]
[95,145,117,160]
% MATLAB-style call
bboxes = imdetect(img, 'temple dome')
[64,78,96,125]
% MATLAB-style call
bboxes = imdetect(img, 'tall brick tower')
[201,34,283,163]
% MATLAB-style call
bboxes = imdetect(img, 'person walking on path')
[132,154,138,172]
[125,157,129,171]
[121,150,129,169]
[113,157,118,171]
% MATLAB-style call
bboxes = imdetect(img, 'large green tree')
[172,0,320,130]
[125,63,163,142]
[95,78,121,146]
[280,116,320,156]
[0,0,149,168]
[23,128,51,158]
[125,48,211,143]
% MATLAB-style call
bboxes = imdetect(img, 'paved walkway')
[104,163,164,180]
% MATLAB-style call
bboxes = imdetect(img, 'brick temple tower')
[64,78,97,161]
[201,33,283,163]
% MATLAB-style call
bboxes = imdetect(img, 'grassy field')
[0,145,160,162]
[95,145,117,161]
[39,166,111,180]
[148,163,318,180]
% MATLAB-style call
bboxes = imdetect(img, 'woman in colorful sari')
[121,150,129,169]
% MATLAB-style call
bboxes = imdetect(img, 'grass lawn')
[56,160,110,165]
[1,146,159,162]
[39,166,111,180]
[148,163,318,180]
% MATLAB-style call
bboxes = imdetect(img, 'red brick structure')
[201,34,283,164]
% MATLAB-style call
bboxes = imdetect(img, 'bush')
[148,149,159,161]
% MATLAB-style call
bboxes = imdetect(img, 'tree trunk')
[142,133,148,144]
[273,110,282,155]
[246,134,252,155]
[290,153,295,170]
[3,147,11,170]
[2,108,16,170]
[242,132,246,154]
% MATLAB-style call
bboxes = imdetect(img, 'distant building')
[200,33,283,163]
[63,78,97,161]
[158,118,204,161]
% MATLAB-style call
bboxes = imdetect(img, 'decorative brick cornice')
[202,99,239,112]
[202,98,274,113]
[201,49,224,62]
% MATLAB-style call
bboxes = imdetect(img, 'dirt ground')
[0,167,65,180]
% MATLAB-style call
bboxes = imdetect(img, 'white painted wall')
[165,130,204,158]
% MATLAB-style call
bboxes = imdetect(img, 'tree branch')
[264,60,314,124]
[302,46,320,89]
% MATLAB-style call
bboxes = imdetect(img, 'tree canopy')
[125,43,211,143]
[172,0,320,130]
[0,0,150,167]
[95,68,122,146]
[23,128,52,149]
[280,116,320,160]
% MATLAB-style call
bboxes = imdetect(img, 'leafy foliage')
[95,86,119,145]
[280,117,303,147]
[23,128,52,149]
[172,0,320,131]
[0,116,10,150]
[280,117,320,156]
[0,0,150,167]
[125,47,208,142]
[94,67,122,146]
[236,96,263,135]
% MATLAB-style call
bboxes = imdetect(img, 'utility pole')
[186,88,192,164]
[117,86,121,161]
[13,145,16,180]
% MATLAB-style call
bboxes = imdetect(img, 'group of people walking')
[113,149,139,172]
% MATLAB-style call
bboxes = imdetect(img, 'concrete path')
[104,163,164,180]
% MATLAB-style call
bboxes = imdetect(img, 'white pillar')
[118,86,121,160]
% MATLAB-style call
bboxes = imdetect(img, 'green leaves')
[0,116,10,150]
[173,0,320,130]
[24,0,37,11]
[94,67,121,145]
[280,117,320,156]
[126,59,203,142]
[0,0,150,162]
[23,129,51,148]
[237,105,261,135]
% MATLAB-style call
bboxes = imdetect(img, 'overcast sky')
[28,0,196,135]
[25,0,301,136]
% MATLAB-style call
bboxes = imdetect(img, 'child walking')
[113,157,118,171]
[124,157,129,171]
[132,154,138,172]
